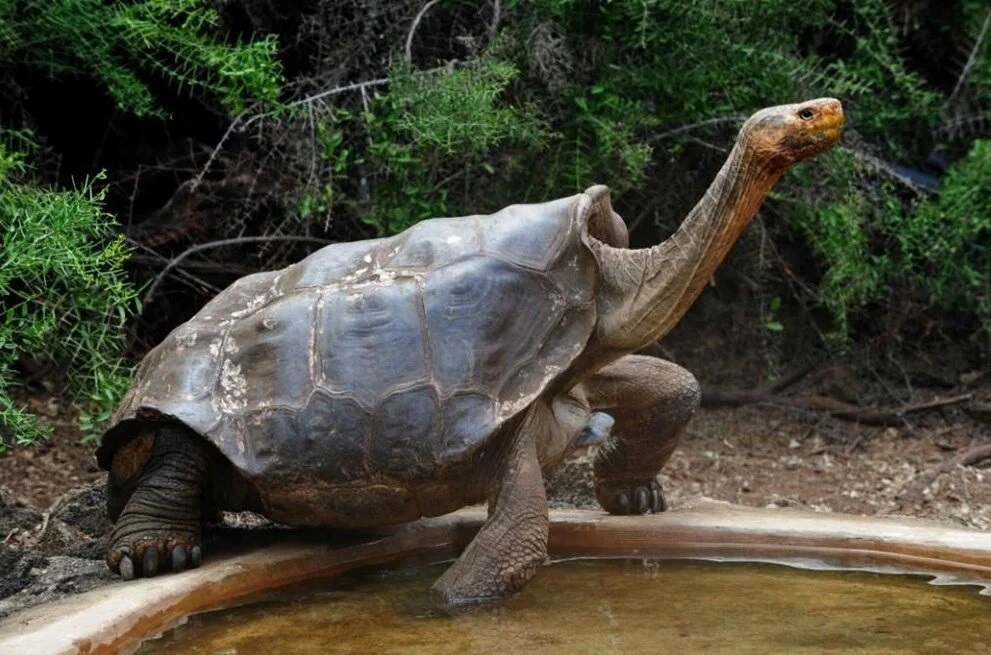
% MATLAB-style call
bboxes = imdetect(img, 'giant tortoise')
[97,98,844,606]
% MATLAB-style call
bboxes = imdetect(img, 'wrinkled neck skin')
[586,137,783,365]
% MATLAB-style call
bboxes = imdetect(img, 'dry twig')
[704,378,972,427]
[944,7,991,115]
[702,365,813,407]
[405,0,443,64]
[142,235,333,306]
[902,442,991,503]
[651,114,748,142]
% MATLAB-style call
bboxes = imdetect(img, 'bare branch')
[406,0,443,64]
[490,0,501,37]
[944,7,991,115]
[127,238,222,296]
[902,441,991,502]
[288,78,391,109]
[651,114,748,142]
[194,115,244,188]
[142,236,333,305]
[704,388,973,427]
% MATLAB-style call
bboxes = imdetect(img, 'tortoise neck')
[591,141,781,352]
[653,141,780,328]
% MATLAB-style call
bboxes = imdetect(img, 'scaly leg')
[107,425,207,579]
[579,354,700,514]
[430,411,549,607]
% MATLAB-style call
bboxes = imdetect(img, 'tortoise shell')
[98,186,613,499]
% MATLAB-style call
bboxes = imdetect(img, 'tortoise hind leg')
[579,354,700,514]
[430,412,548,608]
[107,424,208,579]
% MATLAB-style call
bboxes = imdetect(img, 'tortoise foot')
[108,533,201,580]
[595,479,666,515]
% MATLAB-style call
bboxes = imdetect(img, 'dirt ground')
[2,365,990,531]
[0,394,104,511]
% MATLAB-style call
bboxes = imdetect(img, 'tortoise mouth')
[813,101,844,148]
[817,125,843,151]
[818,113,844,145]
[789,115,844,162]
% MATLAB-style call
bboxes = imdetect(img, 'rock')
[544,456,598,510]
[0,485,42,542]
[0,479,115,620]
[0,556,113,619]
[218,510,278,530]
[0,543,42,608]
[35,479,112,559]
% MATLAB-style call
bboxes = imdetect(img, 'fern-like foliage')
[0,0,282,117]
[389,59,545,156]
[355,54,547,235]
[0,139,138,450]
[896,140,991,323]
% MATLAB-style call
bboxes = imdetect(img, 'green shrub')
[0,141,138,450]
[792,139,991,342]
[894,140,991,323]
[0,0,282,117]
[789,150,891,340]
[357,55,548,234]
[0,0,284,448]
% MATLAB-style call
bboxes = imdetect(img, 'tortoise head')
[741,98,844,171]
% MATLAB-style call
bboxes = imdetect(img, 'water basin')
[137,557,990,655]
[4,503,991,655]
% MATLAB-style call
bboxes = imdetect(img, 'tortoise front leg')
[107,425,207,579]
[430,414,548,608]
[581,354,700,514]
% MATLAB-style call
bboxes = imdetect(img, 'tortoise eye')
[798,107,816,121]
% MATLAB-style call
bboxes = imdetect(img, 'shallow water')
[137,558,990,655]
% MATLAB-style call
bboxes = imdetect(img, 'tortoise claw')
[615,493,630,515]
[597,479,667,515]
[171,544,188,573]
[143,548,159,577]
[634,487,649,514]
[651,483,665,512]
[119,554,135,581]
[108,534,201,580]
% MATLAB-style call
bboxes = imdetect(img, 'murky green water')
[137,558,990,655]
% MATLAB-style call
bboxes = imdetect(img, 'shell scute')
[369,386,441,477]
[480,197,573,270]
[240,407,298,477]
[422,257,562,394]
[316,277,430,407]
[290,238,388,289]
[297,391,371,483]
[440,392,497,460]
[387,216,482,269]
[226,292,317,411]
[198,271,276,320]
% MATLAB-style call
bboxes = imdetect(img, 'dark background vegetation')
[1,0,989,449]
